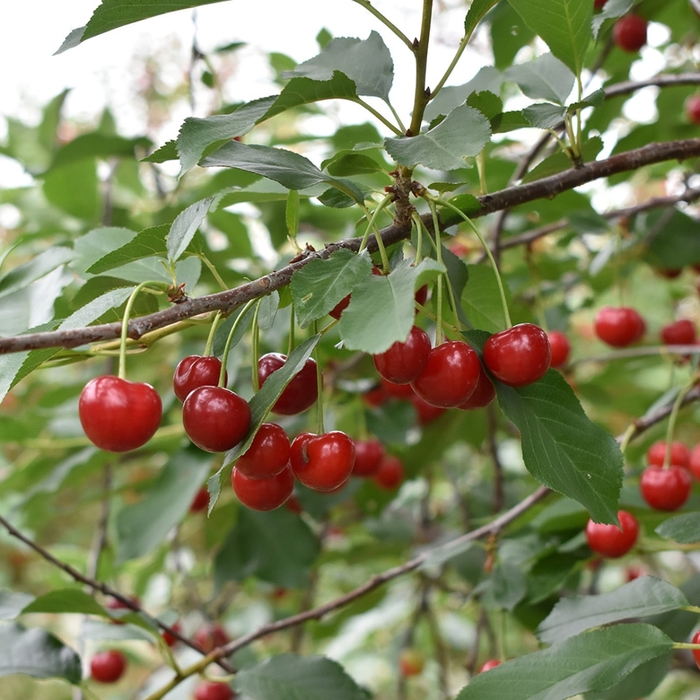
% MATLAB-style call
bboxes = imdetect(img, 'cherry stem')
[313,320,325,435]
[219,299,256,388]
[288,305,296,357]
[359,193,393,254]
[429,201,462,333]
[251,301,262,393]
[203,311,222,357]
[437,198,512,328]
[663,374,697,468]
[119,281,159,380]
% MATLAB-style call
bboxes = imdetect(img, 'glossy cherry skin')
[411,393,447,424]
[373,455,404,490]
[687,95,700,124]
[585,510,639,558]
[646,440,690,468]
[547,331,571,369]
[193,623,229,653]
[352,438,386,477]
[381,377,416,400]
[692,630,700,669]
[235,422,290,479]
[173,355,226,402]
[594,306,646,347]
[232,463,295,510]
[182,386,251,453]
[373,325,431,384]
[640,464,692,511]
[613,14,647,52]
[457,365,496,410]
[79,376,162,453]
[189,486,210,513]
[660,319,697,346]
[290,431,355,492]
[479,659,502,673]
[194,680,235,700]
[257,353,319,415]
[483,324,551,387]
[411,341,481,407]
[90,649,127,683]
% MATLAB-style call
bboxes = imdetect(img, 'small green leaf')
[592,0,634,39]
[523,103,568,130]
[537,576,689,644]
[0,592,35,620]
[47,133,151,171]
[505,53,575,104]
[23,589,110,617]
[466,91,504,121]
[522,137,603,183]
[142,139,178,163]
[656,512,700,543]
[0,247,74,301]
[43,160,100,220]
[461,264,512,333]
[86,225,168,274]
[166,198,214,262]
[464,0,501,40]
[257,292,280,331]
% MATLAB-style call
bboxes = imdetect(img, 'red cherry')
[656,267,682,279]
[257,353,319,415]
[329,266,382,319]
[193,623,229,653]
[585,510,639,558]
[285,494,304,514]
[90,649,127,683]
[457,365,496,410]
[688,445,700,481]
[381,377,416,399]
[547,331,571,369]
[161,621,182,647]
[182,386,251,453]
[411,393,447,424]
[399,648,425,677]
[483,324,551,387]
[79,376,162,452]
[352,438,386,477]
[363,384,388,408]
[194,680,235,700]
[232,464,295,510]
[373,325,432,384]
[613,14,647,52]
[173,355,226,402]
[189,486,210,513]
[106,596,139,625]
[373,455,404,490]
[479,659,501,673]
[414,284,429,308]
[640,464,692,511]
[594,306,646,347]
[290,431,355,492]
[411,340,481,407]
[660,319,697,346]
[686,95,700,124]
[646,440,690,468]
[235,423,290,479]
[692,630,700,669]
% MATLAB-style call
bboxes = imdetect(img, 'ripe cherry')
[646,440,690,468]
[106,595,139,624]
[457,365,496,410]
[585,510,639,558]
[479,659,502,673]
[692,630,700,670]
[161,621,182,647]
[189,486,210,513]
[173,355,226,402]
[412,340,481,407]
[363,384,388,408]
[594,306,646,347]
[285,494,304,514]
[290,431,355,492]
[613,14,647,52]
[640,464,692,511]
[373,455,405,490]
[257,353,319,415]
[411,393,447,424]
[660,319,697,346]
[194,680,235,700]
[399,648,425,677]
[381,377,416,400]
[79,376,162,452]
[483,324,551,387]
[373,325,431,384]
[689,445,700,481]
[193,623,229,653]
[182,386,251,453]
[414,284,429,308]
[686,95,700,124]
[547,331,571,369]
[90,649,127,683]
[352,438,386,477]
[329,266,382,319]
[235,423,290,479]
[232,463,295,510]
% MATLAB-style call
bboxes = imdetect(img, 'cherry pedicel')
[411,340,481,407]
[585,510,639,558]
[189,486,210,513]
[79,376,162,453]
[547,331,571,369]
[613,14,648,52]
[194,680,235,700]
[594,306,646,348]
[90,649,127,683]
[183,386,251,453]
[373,325,431,384]
[257,353,319,415]
[352,438,386,477]
[373,455,404,490]
[483,323,551,387]
[235,422,290,479]
[290,431,355,492]
[173,355,227,402]
[646,440,690,469]
[232,463,295,510]
[640,464,692,511]
[660,319,697,346]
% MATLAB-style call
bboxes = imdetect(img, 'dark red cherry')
[352,438,385,477]
[381,377,416,399]
[193,623,229,653]
[373,455,404,490]
[189,486,210,513]
[90,649,127,683]
[373,325,431,384]
[457,364,496,410]
[194,680,235,700]
[235,422,290,479]
[290,431,355,492]
[660,319,697,346]
[161,621,182,647]
[257,353,319,415]
[411,393,446,424]
[232,463,294,510]
[547,331,571,369]
[483,324,551,387]
[613,14,647,52]
[640,464,692,511]
[646,440,690,468]
[585,510,639,558]
[173,355,227,402]
[594,307,646,347]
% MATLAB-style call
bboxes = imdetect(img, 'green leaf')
[505,53,575,104]
[86,225,168,274]
[142,139,178,163]
[385,104,491,170]
[506,0,592,77]
[214,508,320,589]
[43,160,100,220]
[56,0,230,52]
[655,512,700,543]
[166,197,214,262]
[283,31,394,102]
[455,624,673,700]
[466,91,504,122]
[537,576,689,644]
[212,303,257,358]
[461,264,512,333]
[495,371,623,523]
[523,137,603,183]
[23,589,110,617]
[47,133,151,171]
[644,210,700,269]
[592,0,634,39]
[290,249,373,328]
[234,654,368,700]
[0,623,81,685]
[324,152,386,177]
[116,449,213,562]
[0,247,74,301]
[257,292,280,331]
[464,0,501,40]
[523,103,568,130]
[339,259,444,353]
[59,287,134,330]
[286,190,300,239]
[0,592,35,621]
